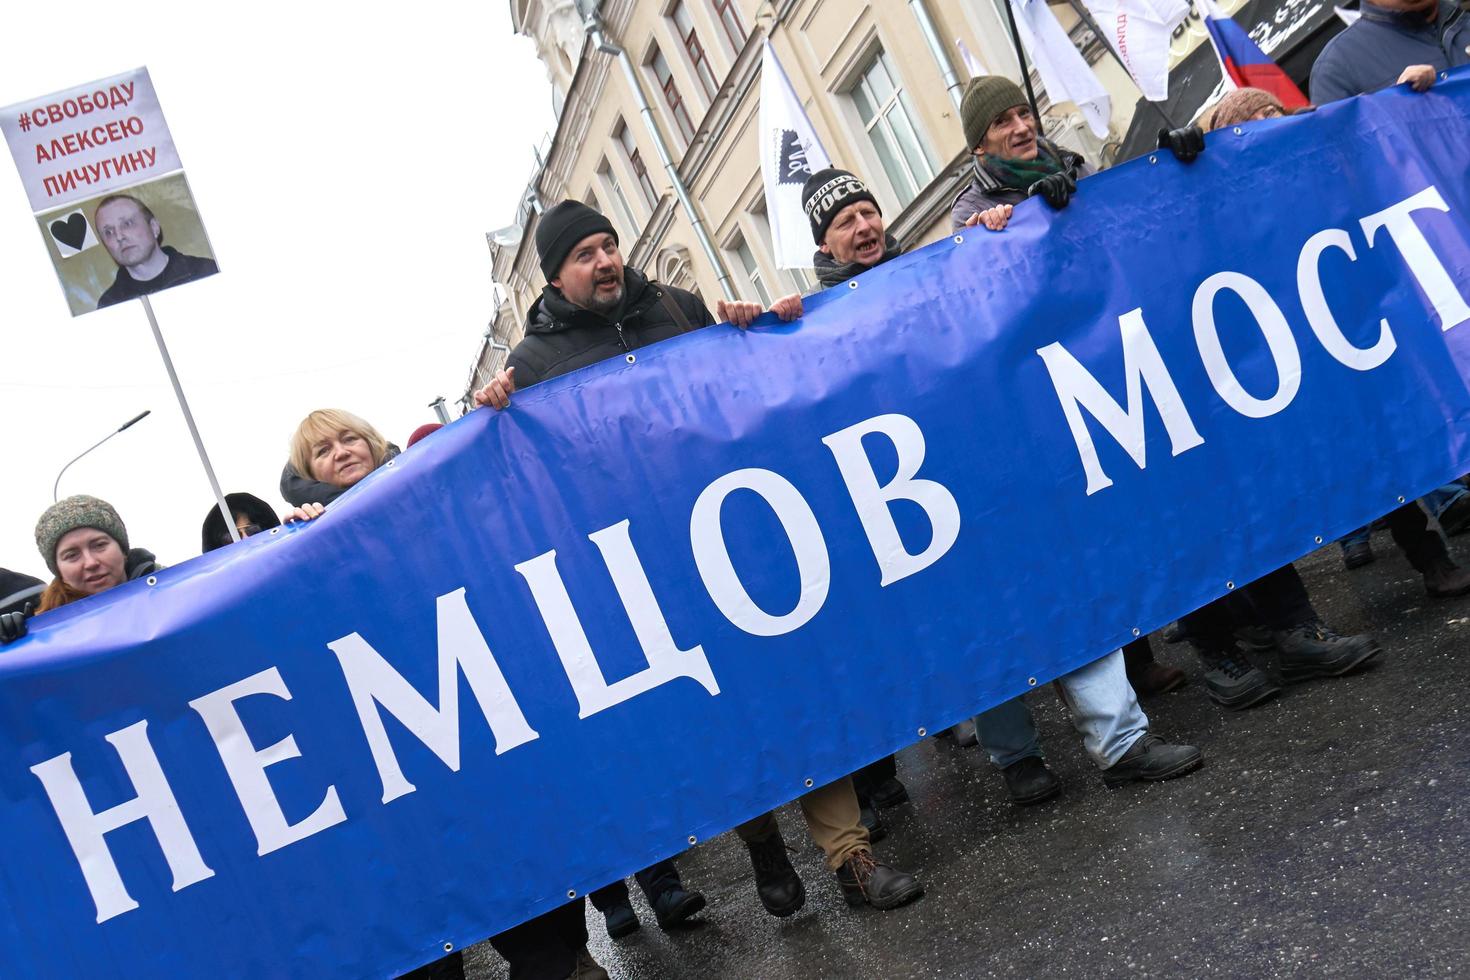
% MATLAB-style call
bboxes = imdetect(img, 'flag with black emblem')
[760,41,831,269]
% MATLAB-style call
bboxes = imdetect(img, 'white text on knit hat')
[804,175,870,222]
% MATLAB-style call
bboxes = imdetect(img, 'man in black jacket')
[476,199,925,921]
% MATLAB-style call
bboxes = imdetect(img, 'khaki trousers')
[734,774,869,870]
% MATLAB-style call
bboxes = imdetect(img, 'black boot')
[1272,620,1382,682]
[835,851,924,910]
[999,756,1061,805]
[869,776,910,809]
[1101,733,1203,786]
[1424,557,1470,597]
[1195,644,1282,710]
[745,832,805,917]
[857,794,888,843]
[601,897,639,939]
[1342,539,1375,569]
[651,885,706,930]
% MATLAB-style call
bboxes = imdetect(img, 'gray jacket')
[949,154,1096,232]
[1311,0,1469,104]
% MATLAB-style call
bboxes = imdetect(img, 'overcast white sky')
[0,4,554,580]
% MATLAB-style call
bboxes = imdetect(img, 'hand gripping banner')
[3,72,1470,977]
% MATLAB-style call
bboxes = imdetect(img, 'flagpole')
[1059,0,1181,130]
[140,295,240,545]
[1001,0,1047,137]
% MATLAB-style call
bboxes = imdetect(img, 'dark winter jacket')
[1311,0,1470,104]
[0,568,44,617]
[97,246,219,308]
[506,267,713,388]
[122,548,162,581]
[280,444,401,508]
[201,493,283,552]
[812,234,904,289]
[949,146,1095,232]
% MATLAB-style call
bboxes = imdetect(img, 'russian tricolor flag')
[1198,0,1310,107]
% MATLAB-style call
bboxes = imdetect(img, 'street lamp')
[53,410,152,502]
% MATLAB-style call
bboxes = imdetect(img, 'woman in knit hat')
[32,495,160,614]
[949,75,1093,234]
[1202,87,1291,131]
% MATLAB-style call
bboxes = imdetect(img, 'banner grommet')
[916,727,927,737]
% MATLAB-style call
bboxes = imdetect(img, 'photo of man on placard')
[35,171,218,316]
[92,192,216,307]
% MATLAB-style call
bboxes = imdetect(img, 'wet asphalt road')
[465,528,1470,979]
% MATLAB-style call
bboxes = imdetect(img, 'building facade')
[464,0,1341,408]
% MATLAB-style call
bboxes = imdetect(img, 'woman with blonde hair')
[279,408,398,514]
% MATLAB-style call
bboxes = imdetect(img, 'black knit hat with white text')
[801,168,881,245]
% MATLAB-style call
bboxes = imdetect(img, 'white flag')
[956,38,987,79]
[1011,0,1113,139]
[1081,0,1191,101]
[759,41,832,270]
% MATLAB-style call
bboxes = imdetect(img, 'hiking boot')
[1196,646,1282,710]
[857,795,888,843]
[1272,621,1382,682]
[1130,661,1187,697]
[1343,540,1375,569]
[745,831,805,917]
[1101,733,1203,786]
[1000,756,1062,805]
[568,948,610,980]
[835,850,924,910]
[1439,494,1470,536]
[1424,558,1470,598]
[601,898,639,939]
[869,776,910,809]
[651,886,706,930]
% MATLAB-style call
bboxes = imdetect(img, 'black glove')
[1157,125,1205,164]
[0,603,31,645]
[1027,169,1077,210]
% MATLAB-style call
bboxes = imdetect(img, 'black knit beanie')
[535,200,618,280]
[801,168,881,245]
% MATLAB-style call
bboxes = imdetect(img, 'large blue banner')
[4,73,1470,977]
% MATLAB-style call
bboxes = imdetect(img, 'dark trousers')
[398,950,465,980]
[1122,636,1154,676]
[589,858,682,911]
[850,754,898,800]
[1179,563,1316,651]
[1382,501,1450,572]
[487,898,588,980]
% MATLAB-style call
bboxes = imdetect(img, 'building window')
[671,2,719,99]
[614,121,659,208]
[650,48,697,144]
[849,48,936,207]
[747,201,813,289]
[713,0,747,52]
[596,160,640,238]
[732,235,772,306]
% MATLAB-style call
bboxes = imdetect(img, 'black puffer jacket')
[507,267,713,388]
[280,444,401,508]
[0,568,44,617]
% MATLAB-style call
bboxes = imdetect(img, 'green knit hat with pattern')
[35,495,129,576]
[961,76,1029,152]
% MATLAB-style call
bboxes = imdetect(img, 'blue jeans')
[1341,484,1467,550]
[972,649,1148,769]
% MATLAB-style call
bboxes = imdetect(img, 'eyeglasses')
[237,524,263,537]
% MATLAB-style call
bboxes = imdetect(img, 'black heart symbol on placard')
[50,213,88,251]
